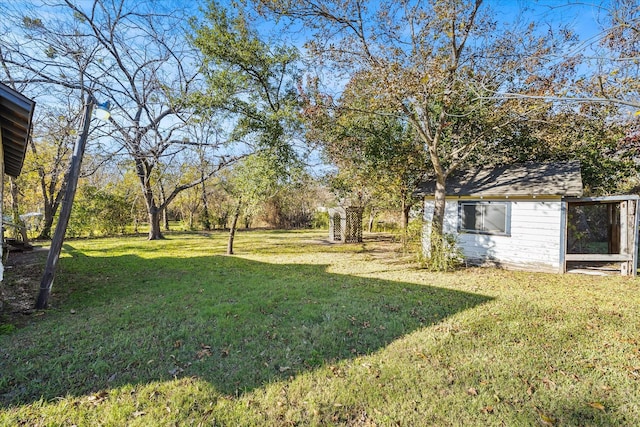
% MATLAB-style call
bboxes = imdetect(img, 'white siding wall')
[423,198,564,273]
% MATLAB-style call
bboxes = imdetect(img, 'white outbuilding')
[416,161,639,276]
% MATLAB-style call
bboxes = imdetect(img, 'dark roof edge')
[414,161,583,198]
[0,82,36,177]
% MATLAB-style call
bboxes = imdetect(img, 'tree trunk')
[39,219,52,240]
[31,137,63,241]
[201,176,211,230]
[39,214,53,240]
[401,198,411,232]
[227,199,242,255]
[430,176,447,252]
[37,183,64,240]
[9,178,28,243]
[159,183,170,231]
[148,207,164,240]
[368,209,375,232]
[162,208,169,231]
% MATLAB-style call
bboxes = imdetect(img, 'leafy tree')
[172,162,205,230]
[190,0,301,176]
[223,152,285,254]
[256,0,572,252]
[190,0,304,248]
[490,2,639,115]
[19,104,83,239]
[258,167,321,229]
[599,0,640,111]
[545,0,640,112]
[304,73,428,230]
[67,184,129,237]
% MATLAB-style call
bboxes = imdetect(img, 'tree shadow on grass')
[0,246,492,406]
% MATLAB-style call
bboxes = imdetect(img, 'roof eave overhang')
[0,83,36,178]
[420,193,582,199]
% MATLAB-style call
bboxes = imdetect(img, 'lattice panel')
[345,207,363,243]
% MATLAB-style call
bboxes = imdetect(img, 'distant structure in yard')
[328,206,364,243]
[415,161,639,276]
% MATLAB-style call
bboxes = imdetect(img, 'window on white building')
[459,201,510,235]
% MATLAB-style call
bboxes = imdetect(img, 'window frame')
[458,201,511,236]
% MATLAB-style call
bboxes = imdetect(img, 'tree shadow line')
[1,246,492,407]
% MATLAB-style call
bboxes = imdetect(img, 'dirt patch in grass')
[0,246,48,325]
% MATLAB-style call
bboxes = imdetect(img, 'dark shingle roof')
[0,83,35,177]
[415,161,583,197]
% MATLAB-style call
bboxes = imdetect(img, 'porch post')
[559,200,567,274]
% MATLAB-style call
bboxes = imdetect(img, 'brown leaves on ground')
[196,344,212,359]
[535,407,556,426]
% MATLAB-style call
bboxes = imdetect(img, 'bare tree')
[490,1,639,111]
[0,0,233,240]
[24,101,83,240]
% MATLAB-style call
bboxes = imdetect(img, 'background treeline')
[2,0,639,243]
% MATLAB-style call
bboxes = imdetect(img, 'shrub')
[420,233,463,272]
[311,211,329,229]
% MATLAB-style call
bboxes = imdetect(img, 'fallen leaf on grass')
[466,387,478,396]
[535,407,556,426]
[86,391,108,405]
[588,402,606,412]
[542,377,556,390]
[539,413,556,426]
[329,365,344,377]
[481,405,494,414]
[196,344,212,359]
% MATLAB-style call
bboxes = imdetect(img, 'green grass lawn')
[1,230,639,426]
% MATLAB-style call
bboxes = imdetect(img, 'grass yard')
[1,230,639,426]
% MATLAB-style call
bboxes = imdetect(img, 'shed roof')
[0,83,35,177]
[415,161,583,198]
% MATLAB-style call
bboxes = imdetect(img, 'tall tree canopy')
[189,0,305,252]
[257,0,574,249]
[190,0,301,160]
[304,73,427,229]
